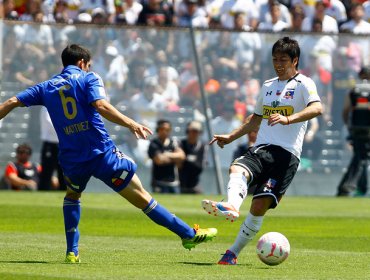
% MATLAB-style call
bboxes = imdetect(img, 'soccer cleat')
[218,250,238,265]
[65,252,80,263]
[182,224,217,250]
[202,199,239,222]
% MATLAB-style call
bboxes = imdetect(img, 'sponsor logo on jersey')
[262,105,294,118]
[284,89,295,99]
[263,178,277,193]
[271,100,280,108]
[266,91,272,96]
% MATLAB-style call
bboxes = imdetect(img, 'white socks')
[229,212,263,256]
[227,173,248,211]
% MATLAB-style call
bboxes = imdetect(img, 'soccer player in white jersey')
[202,37,322,265]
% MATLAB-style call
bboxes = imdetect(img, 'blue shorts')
[61,147,137,193]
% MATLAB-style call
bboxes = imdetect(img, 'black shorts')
[232,144,300,208]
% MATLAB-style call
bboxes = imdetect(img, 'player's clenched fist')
[209,134,232,149]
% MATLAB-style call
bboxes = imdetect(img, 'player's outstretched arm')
[210,114,262,148]
[92,99,153,139]
[0,97,24,120]
[268,101,322,127]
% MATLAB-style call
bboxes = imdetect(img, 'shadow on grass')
[0,260,48,264]
[180,261,252,267]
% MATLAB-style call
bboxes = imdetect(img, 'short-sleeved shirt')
[254,73,321,158]
[16,65,114,166]
[148,137,179,186]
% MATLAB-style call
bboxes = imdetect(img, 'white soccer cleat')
[201,199,239,222]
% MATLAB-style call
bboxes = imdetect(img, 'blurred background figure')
[148,120,185,193]
[337,66,370,197]
[4,143,41,191]
[340,3,370,34]
[38,107,66,191]
[179,121,206,194]
[232,130,257,160]
[137,0,174,26]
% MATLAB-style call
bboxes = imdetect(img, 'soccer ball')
[256,232,290,266]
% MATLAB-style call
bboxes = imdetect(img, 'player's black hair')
[272,37,300,69]
[156,119,172,132]
[61,44,91,67]
[16,143,32,155]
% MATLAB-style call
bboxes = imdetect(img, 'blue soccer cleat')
[218,250,238,265]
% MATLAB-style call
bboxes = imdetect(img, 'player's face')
[272,52,298,80]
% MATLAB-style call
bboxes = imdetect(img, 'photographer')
[337,66,370,196]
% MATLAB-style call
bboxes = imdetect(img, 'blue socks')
[143,199,195,239]
[63,197,80,256]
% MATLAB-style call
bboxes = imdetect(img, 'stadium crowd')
[0,0,369,33]
[0,0,369,192]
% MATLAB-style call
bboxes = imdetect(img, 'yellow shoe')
[182,224,217,250]
[65,252,80,263]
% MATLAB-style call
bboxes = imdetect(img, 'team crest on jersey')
[263,178,277,193]
[284,89,295,99]
[271,100,280,108]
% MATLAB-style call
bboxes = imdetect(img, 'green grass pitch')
[0,191,369,279]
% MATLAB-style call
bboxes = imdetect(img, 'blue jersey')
[16,65,115,164]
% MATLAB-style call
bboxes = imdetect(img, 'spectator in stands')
[179,121,206,194]
[325,0,347,24]
[3,0,18,20]
[53,0,72,23]
[219,0,259,29]
[292,0,316,18]
[14,11,55,55]
[91,7,108,24]
[115,0,143,25]
[340,3,370,34]
[285,4,305,32]
[176,0,208,28]
[210,102,241,167]
[137,0,174,26]
[148,119,185,193]
[259,0,292,27]
[258,1,290,32]
[79,0,116,23]
[233,11,252,31]
[238,62,260,115]
[130,76,165,111]
[18,0,42,22]
[39,107,66,191]
[232,29,261,76]
[4,143,41,191]
[302,0,339,33]
[157,66,180,110]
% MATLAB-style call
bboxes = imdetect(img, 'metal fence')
[1,20,369,194]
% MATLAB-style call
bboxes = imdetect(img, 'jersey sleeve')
[253,86,264,116]
[5,162,18,177]
[16,83,44,106]
[85,72,107,104]
[301,77,321,106]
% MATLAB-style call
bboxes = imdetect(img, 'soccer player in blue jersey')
[0,44,217,263]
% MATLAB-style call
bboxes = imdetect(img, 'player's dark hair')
[156,119,171,132]
[61,44,91,67]
[16,143,32,155]
[272,37,300,69]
